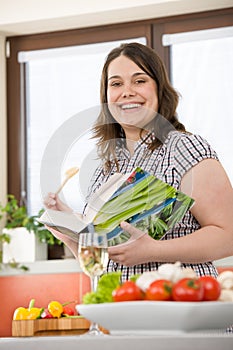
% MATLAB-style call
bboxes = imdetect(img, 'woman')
[45,42,233,281]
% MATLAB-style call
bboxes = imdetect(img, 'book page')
[38,209,88,234]
[84,172,130,222]
[38,172,130,237]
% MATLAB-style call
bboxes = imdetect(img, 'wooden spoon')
[55,167,79,194]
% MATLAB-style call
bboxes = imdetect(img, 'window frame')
[6,7,233,202]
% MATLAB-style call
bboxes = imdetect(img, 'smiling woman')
[42,41,233,287]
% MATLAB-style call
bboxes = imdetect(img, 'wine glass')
[78,231,109,335]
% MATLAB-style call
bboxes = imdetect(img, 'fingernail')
[120,221,128,228]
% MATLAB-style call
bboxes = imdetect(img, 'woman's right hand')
[43,192,73,213]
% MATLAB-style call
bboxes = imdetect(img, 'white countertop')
[0,256,232,276]
[0,259,82,276]
[0,333,233,350]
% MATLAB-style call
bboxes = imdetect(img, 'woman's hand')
[46,225,78,259]
[108,221,156,266]
[43,192,73,212]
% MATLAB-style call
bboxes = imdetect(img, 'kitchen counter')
[0,333,233,350]
[0,256,232,276]
[0,259,82,276]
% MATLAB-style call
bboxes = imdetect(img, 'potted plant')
[0,194,64,269]
[26,209,66,260]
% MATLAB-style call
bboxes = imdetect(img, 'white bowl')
[76,301,233,335]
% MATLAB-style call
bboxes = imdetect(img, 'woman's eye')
[135,79,146,84]
[110,81,122,87]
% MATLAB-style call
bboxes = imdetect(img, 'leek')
[91,167,194,244]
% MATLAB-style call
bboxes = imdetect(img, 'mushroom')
[157,261,182,282]
[136,271,162,292]
[217,271,233,290]
[157,261,197,282]
[218,289,233,302]
[179,268,197,280]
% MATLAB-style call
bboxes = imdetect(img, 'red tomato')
[62,305,75,316]
[198,276,221,301]
[172,278,204,302]
[112,281,144,302]
[145,279,173,301]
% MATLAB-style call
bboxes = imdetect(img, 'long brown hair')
[92,42,186,171]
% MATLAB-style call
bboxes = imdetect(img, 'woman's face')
[107,55,158,137]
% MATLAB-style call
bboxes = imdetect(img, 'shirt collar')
[115,131,156,157]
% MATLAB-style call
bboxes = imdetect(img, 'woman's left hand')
[45,225,78,259]
[108,221,155,266]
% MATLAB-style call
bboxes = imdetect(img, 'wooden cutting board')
[12,317,91,337]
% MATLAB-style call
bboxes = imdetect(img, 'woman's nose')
[121,84,136,98]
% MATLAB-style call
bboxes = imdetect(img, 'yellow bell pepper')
[48,301,63,318]
[13,299,43,320]
[13,307,29,320]
[27,307,42,320]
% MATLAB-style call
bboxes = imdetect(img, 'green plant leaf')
[0,195,63,246]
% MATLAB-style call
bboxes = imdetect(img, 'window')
[164,26,233,185]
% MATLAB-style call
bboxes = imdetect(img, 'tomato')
[172,278,204,302]
[198,276,221,301]
[145,279,173,301]
[62,305,75,316]
[112,281,144,302]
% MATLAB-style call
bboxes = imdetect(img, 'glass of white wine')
[78,231,109,335]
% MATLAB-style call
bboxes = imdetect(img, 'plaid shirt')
[86,130,219,281]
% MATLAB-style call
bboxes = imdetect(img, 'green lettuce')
[82,272,121,304]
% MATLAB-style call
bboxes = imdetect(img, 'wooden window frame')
[6,7,233,201]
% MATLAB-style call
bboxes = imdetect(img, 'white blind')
[18,37,146,63]
[162,26,233,46]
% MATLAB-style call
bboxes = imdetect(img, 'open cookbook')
[38,167,194,246]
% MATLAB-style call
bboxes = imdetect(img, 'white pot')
[2,227,48,263]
